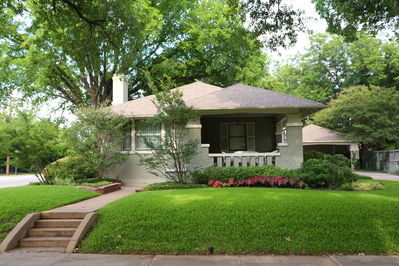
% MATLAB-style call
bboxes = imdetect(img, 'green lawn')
[0,186,98,241]
[80,180,399,255]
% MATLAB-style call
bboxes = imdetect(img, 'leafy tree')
[139,90,199,183]
[0,111,66,183]
[313,86,399,150]
[66,108,131,179]
[0,0,302,109]
[312,0,399,40]
[271,33,399,103]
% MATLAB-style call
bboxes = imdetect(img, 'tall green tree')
[312,0,399,40]
[313,86,399,150]
[0,0,305,109]
[271,33,399,103]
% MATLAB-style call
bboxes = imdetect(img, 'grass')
[0,186,98,241]
[143,182,208,191]
[80,180,399,255]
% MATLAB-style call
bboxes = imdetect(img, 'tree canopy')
[0,0,307,109]
[313,86,399,150]
[312,0,399,40]
[270,33,399,103]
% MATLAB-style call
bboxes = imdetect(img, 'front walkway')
[1,251,399,266]
[47,186,140,213]
[355,171,399,182]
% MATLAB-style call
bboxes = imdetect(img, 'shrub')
[46,156,98,183]
[304,151,351,168]
[304,150,326,161]
[195,165,299,184]
[143,182,207,191]
[328,154,351,168]
[299,159,356,188]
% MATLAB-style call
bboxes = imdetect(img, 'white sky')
[270,0,327,62]
[35,0,326,123]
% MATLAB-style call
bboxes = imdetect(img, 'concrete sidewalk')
[1,250,399,266]
[47,186,140,213]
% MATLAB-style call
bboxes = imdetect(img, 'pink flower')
[213,181,222,188]
[277,175,282,179]
[289,179,296,185]
[264,177,269,182]
[208,180,215,185]
[277,180,282,185]
[251,177,257,184]
[282,179,288,184]
[269,178,276,185]
[229,178,235,184]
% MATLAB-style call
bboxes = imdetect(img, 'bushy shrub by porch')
[195,155,357,189]
[193,165,299,184]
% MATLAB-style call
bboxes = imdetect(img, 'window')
[229,124,246,151]
[135,120,161,150]
[122,130,132,151]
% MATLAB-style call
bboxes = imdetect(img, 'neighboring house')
[109,75,325,184]
[302,124,360,168]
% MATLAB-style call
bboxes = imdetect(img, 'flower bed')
[208,176,307,189]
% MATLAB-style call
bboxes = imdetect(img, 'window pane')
[229,124,246,137]
[136,121,160,135]
[230,137,246,151]
[122,132,132,151]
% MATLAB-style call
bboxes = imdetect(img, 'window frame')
[134,119,162,151]
[228,123,247,152]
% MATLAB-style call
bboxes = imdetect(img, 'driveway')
[355,171,399,182]
[0,174,38,188]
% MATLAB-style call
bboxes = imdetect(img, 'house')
[302,124,360,168]
[109,74,325,184]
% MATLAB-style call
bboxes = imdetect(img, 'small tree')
[0,111,65,184]
[139,90,199,183]
[66,108,131,179]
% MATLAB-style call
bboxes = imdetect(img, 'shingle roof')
[186,83,326,110]
[110,82,325,117]
[303,124,352,144]
[110,81,223,117]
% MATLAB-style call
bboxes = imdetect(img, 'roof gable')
[303,124,350,143]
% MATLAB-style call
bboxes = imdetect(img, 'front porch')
[193,113,304,169]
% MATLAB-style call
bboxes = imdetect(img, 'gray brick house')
[109,75,325,184]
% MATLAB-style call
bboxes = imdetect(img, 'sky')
[270,0,327,62]
[35,0,327,123]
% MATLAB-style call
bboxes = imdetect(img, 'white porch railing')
[209,151,280,167]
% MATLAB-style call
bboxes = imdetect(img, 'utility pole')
[5,96,13,175]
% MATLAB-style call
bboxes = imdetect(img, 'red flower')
[208,180,215,185]
[213,181,222,188]
[277,175,282,179]
[289,179,296,185]
[269,178,276,185]
[251,177,257,184]
[282,179,288,184]
[264,177,269,182]
[277,180,282,185]
[229,178,235,184]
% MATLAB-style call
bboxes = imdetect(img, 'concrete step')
[28,228,76,237]
[41,212,88,219]
[35,219,82,228]
[19,237,71,248]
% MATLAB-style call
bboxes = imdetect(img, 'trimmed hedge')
[193,165,300,184]
[143,182,207,191]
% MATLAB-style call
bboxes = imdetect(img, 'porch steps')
[17,212,89,250]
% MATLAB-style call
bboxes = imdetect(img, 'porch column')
[349,143,360,169]
[185,117,212,173]
[275,114,303,169]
